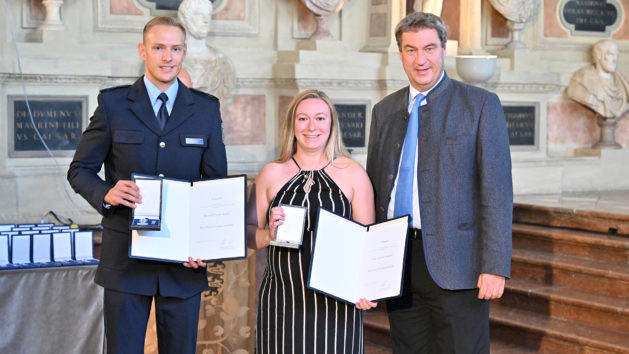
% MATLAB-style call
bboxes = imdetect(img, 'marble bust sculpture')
[567,39,628,148]
[177,0,235,103]
[567,39,629,119]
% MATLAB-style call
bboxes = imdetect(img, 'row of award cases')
[0,223,98,270]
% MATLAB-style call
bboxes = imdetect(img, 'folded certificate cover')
[53,232,73,262]
[308,207,409,305]
[130,174,247,263]
[0,235,9,265]
[0,224,15,232]
[11,235,31,264]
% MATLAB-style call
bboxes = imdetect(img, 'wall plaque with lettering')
[8,95,87,158]
[559,0,622,36]
[502,103,538,147]
[334,103,369,149]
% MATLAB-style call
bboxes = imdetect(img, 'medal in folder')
[270,204,307,249]
[131,176,162,230]
[307,207,409,305]
[129,174,247,263]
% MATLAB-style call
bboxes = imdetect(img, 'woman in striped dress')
[247,90,376,353]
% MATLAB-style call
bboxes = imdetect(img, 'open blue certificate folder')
[130,174,247,263]
[308,208,409,305]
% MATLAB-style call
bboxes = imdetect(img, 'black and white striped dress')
[256,158,364,354]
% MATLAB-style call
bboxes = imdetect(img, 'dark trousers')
[104,289,202,354]
[386,237,490,354]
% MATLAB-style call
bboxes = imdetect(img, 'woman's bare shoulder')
[331,156,366,174]
[255,160,297,190]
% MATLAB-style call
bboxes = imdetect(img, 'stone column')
[458,0,484,54]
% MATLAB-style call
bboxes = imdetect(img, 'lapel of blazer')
[161,80,195,136]
[128,77,162,136]
[383,87,411,195]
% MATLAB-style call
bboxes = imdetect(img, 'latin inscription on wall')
[560,0,621,35]
[334,103,367,148]
[503,104,537,146]
[9,96,86,157]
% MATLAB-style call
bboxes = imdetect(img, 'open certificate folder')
[130,174,247,263]
[308,208,409,304]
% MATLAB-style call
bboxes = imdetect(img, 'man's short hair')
[395,12,447,50]
[143,16,186,42]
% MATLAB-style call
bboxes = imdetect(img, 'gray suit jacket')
[366,74,513,290]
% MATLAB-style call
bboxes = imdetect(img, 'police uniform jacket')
[68,77,227,298]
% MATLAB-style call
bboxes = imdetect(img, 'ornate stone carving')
[40,0,65,30]
[567,40,629,149]
[488,0,540,49]
[178,0,235,104]
[300,0,349,40]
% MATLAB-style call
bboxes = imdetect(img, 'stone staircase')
[491,203,629,353]
[364,202,629,353]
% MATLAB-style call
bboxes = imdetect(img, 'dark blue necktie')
[394,93,425,223]
[157,93,169,130]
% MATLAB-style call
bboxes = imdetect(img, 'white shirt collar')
[407,70,445,110]
[143,76,179,115]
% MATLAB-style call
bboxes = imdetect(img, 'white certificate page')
[188,177,246,260]
[357,217,408,300]
[131,175,246,263]
[308,208,408,304]
[308,209,364,303]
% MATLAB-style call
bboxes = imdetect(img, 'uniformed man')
[67,16,227,354]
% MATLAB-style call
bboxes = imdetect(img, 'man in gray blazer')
[366,12,513,353]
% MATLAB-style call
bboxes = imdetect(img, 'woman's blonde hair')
[277,89,349,163]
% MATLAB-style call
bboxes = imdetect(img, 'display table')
[0,266,104,354]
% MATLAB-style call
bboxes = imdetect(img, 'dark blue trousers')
[104,289,201,354]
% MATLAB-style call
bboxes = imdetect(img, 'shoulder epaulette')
[189,87,219,101]
[100,84,132,93]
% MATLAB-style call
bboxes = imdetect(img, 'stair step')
[513,202,629,236]
[363,307,391,348]
[511,248,629,296]
[513,223,629,265]
[498,278,629,332]
[490,340,538,354]
[365,342,392,354]
[490,304,629,353]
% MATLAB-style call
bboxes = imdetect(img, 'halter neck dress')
[256,157,364,354]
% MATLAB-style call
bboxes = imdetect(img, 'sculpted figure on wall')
[567,40,629,119]
[178,0,235,104]
[567,39,629,148]
[301,0,348,39]
[488,0,540,49]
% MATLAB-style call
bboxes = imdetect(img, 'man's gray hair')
[395,12,447,50]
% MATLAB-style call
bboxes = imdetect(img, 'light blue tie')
[394,93,425,223]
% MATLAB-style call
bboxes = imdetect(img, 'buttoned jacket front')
[68,77,227,298]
